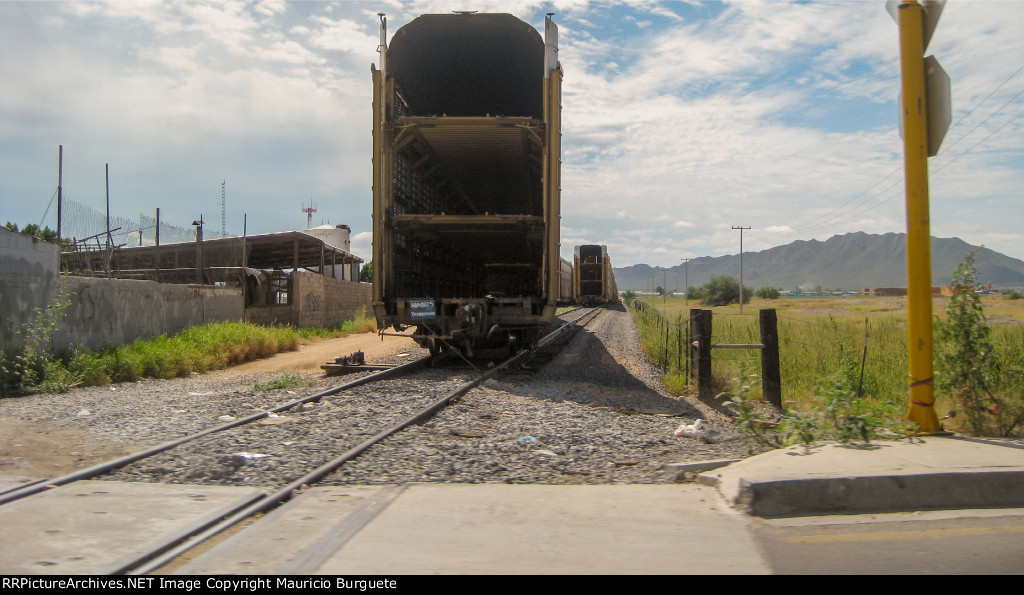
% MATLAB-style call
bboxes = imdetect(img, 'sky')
[1,0,1022,268]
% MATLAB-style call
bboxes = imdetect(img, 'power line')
[772,62,1024,237]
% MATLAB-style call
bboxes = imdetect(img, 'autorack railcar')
[558,258,574,305]
[573,245,618,305]
[370,13,563,354]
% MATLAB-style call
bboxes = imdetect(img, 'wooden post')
[760,308,782,409]
[690,309,713,399]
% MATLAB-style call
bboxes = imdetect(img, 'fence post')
[663,320,670,370]
[690,309,713,399]
[676,318,682,374]
[760,308,782,409]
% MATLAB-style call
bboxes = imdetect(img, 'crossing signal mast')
[888,0,951,434]
[301,201,317,229]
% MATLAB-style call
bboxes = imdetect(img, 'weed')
[716,368,782,453]
[254,373,313,391]
[934,250,1024,436]
[1,280,78,396]
[719,369,918,453]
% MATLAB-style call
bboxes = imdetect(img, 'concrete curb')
[696,437,1024,517]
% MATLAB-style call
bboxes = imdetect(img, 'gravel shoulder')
[0,306,755,486]
[0,332,420,479]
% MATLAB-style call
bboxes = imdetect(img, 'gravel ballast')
[0,305,757,488]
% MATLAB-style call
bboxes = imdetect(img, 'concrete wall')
[4,228,370,354]
[53,277,243,352]
[0,228,59,351]
[323,275,373,326]
[244,272,371,329]
[244,304,296,327]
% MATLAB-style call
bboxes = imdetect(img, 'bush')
[755,287,781,300]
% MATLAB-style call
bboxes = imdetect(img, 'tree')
[359,261,373,283]
[6,222,59,244]
[700,276,751,306]
[756,287,781,300]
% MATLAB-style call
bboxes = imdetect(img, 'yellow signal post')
[897,1,941,433]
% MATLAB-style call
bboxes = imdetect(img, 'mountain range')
[613,232,1024,292]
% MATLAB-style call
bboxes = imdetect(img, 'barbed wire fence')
[60,196,234,250]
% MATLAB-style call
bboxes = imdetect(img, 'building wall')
[243,273,371,330]
[52,277,243,352]
[244,304,295,327]
[0,228,59,351]
[293,271,326,328]
[323,276,373,327]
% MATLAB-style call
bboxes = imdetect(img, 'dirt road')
[215,330,418,378]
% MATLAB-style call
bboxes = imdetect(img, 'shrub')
[935,252,1024,436]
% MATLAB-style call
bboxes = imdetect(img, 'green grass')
[3,311,379,395]
[632,295,1024,436]
[80,321,301,384]
[253,372,314,391]
[295,307,377,340]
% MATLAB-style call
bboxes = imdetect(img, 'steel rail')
[122,307,602,575]
[0,356,431,507]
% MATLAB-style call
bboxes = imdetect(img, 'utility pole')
[193,216,204,285]
[889,0,949,434]
[105,164,111,250]
[681,258,692,306]
[732,226,750,313]
[57,145,63,242]
[221,181,226,237]
[105,164,112,278]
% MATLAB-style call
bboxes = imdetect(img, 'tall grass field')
[630,293,1024,436]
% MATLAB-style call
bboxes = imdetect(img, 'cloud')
[2,1,1022,268]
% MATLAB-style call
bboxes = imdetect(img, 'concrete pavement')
[1,435,1022,574]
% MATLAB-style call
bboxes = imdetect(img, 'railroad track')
[2,307,603,575]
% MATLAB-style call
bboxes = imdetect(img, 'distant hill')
[614,232,1024,292]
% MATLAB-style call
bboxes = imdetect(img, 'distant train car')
[558,258,574,305]
[573,245,618,305]
[370,13,563,354]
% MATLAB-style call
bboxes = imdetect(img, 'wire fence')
[630,298,913,408]
[59,196,234,250]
